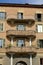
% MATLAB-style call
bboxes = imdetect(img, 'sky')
[0,0,43,4]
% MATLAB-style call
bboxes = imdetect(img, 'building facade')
[0,3,43,65]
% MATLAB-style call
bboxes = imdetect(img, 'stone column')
[11,54,13,65]
[30,55,32,65]
[11,37,14,45]
[30,38,32,46]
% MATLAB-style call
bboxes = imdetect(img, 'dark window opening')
[40,58,43,65]
[37,14,41,21]
[0,39,5,48]
[38,40,43,48]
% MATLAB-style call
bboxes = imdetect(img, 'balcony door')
[17,39,25,47]
[40,58,43,65]
[37,25,43,32]
[17,24,25,31]
[17,12,23,19]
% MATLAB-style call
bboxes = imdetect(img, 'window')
[0,12,6,19]
[17,12,23,19]
[16,61,27,65]
[37,39,43,48]
[0,39,5,48]
[17,24,25,31]
[0,64,2,65]
[40,58,43,65]
[0,23,3,32]
[17,39,25,47]
[36,25,43,32]
[35,13,42,21]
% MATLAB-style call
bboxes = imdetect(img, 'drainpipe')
[30,55,32,65]
[11,54,13,65]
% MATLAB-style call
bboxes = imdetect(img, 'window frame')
[40,58,43,65]
[37,39,43,48]
[17,39,25,47]
[17,12,23,19]
[0,64,2,65]
[36,24,43,33]
[35,13,42,21]
[0,12,6,20]
[0,23,4,32]
[0,38,5,48]
[16,24,25,31]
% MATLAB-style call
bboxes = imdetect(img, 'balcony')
[6,46,37,55]
[7,14,35,25]
[6,30,36,39]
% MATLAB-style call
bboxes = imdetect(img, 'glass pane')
[17,13,23,19]
[17,25,25,30]
[37,25,42,32]
[0,39,5,48]
[39,40,43,48]
[0,12,6,19]
[17,40,24,47]
[36,14,41,21]
[0,40,2,48]
[0,24,3,31]
[2,39,5,47]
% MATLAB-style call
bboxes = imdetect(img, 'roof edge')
[0,3,43,8]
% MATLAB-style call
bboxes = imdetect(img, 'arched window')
[16,61,27,65]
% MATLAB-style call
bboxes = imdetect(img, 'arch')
[15,61,27,65]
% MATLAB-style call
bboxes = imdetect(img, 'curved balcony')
[6,30,36,39]
[7,15,35,25]
[6,46,37,55]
